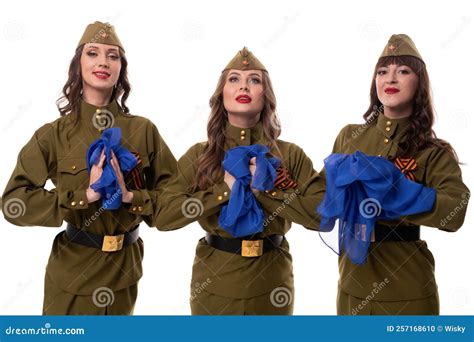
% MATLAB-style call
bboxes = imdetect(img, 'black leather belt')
[66,223,140,252]
[205,233,284,257]
[373,225,420,242]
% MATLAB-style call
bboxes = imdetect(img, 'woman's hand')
[224,171,236,190]
[249,157,258,194]
[111,151,134,203]
[86,149,105,203]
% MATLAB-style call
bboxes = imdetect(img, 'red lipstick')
[236,95,251,103]
[385,87,400,94]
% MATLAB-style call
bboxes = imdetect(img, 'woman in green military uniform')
[153,47,325,315]
[330,34,470,315]
[2,21,176,314]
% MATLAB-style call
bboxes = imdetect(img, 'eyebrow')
[228,72,262,78]
[85,45,119,53]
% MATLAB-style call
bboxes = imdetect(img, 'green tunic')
[154,121,325,313]
[2,100,176,314]
[331,113,470,314]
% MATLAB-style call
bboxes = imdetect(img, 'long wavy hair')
[192,70,282,191]
[56,44,132,135]
[363,55,457,160]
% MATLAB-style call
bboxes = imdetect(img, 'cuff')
[212,182,231,204]
[59,189,89,209]
[129,190,152,215]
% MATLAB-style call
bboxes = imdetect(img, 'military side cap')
[223,47,267,72]
[380,34,423,63]
[78,21,124,51]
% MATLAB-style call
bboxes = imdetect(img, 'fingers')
[98,149,106,168]
[249,157,257,165]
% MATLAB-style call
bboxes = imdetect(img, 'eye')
[228,76,239,83]
[86,51,98,57]
[398,69,411,74]
[376,69,387,76]
[108,53,119,60]
[250,78,261,84]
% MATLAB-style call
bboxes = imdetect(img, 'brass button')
[265,190,270,194]
[71,165,76,170]
[271,191,277,196]
[383,138,389,144]
[217,195,223,201]
[385,127,391,132]
[96,109,101,114]
[71,201,77,207]
[386,121,392,126]
[377,154,382,157]
[79,200,85,206]
[138,206,143,212]
[223,191,228,196]
[240,130,246,135]
[240,136,245,140]
[132,206,137,212]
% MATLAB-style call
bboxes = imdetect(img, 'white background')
[0,0,472,315]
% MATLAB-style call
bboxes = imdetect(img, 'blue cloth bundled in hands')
[218,144,281,237]
[317,151,435,264]
[86,127,137,210]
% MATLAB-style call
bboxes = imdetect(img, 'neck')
[227,112,261,128]
[82,84,114,107]
[383,104,413,120]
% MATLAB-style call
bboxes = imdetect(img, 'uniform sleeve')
[2,124,80,227]
[401,147,470,232]
[125,123,178,226]
[152,143,231,231]
[254,143,325,230]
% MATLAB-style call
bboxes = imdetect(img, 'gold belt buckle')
[102,234,125,252]
[241,239,263,257]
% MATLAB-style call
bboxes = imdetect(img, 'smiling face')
[80,43,121,94]
[223,69,265,122]
[375,63,419,117]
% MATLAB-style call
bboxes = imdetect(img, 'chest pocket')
[57,157,90,190]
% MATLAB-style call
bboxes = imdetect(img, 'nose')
[240,84,249,91]
[98,55,109,69]
[386,69,397,84]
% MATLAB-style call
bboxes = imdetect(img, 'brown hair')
[363,55,457,160]
[56,44,132,134]
[192,70,281,191]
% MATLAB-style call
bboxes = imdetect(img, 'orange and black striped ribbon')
[393,157,417,181]
[125,151,144,189]
[274,165,298,190]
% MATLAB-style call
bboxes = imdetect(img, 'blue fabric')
[317,151,435,264]
[218,145,281,237]
[86,128,137,210]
